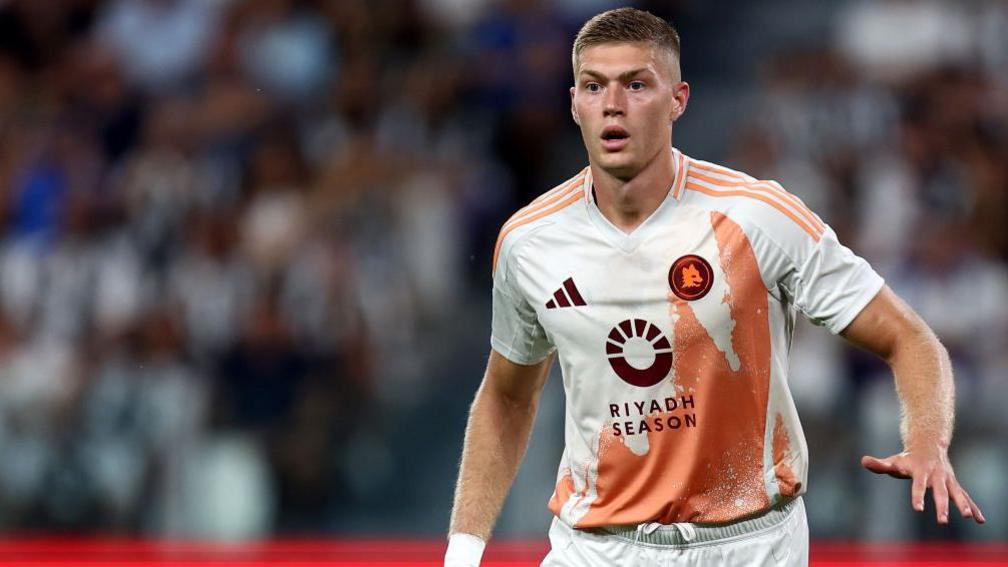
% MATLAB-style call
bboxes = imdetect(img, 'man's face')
[571,42,688,179]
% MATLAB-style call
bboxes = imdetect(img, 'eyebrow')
[579,68,651,82]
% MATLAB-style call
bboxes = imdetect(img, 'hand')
[861,448,986,525]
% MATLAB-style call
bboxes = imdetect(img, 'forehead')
[576,41,672,77]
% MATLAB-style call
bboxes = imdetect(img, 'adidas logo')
[546,277,586,309]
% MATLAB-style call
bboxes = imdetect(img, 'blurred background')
[0,0,1004,549]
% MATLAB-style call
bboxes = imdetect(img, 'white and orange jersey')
[491,148,884,528]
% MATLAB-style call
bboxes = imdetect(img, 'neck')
[591,146,677,234]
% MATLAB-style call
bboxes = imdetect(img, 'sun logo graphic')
[606,319,674,387]
[669,254,714,301]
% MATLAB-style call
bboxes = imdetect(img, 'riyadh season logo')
[605,319,673,387]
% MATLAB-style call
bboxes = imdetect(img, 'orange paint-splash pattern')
[773,413,800,497]
[547,469,577,514]
[576,211,772,526]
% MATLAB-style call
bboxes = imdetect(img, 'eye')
[628,81,645,91]
[586,82,602,93]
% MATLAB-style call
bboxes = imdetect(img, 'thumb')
[861,454,894,474]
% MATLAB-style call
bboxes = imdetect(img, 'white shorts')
[541,497,808,566]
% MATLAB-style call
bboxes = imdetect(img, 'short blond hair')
[572,8,681,75]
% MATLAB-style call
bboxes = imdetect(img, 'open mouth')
[601,126,630,141]
[600,126,630,150]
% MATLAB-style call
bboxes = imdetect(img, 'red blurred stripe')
[0,539,1003,565]
[811,541,1008,562]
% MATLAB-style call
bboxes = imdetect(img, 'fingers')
[957,483,987,524]
[932,472,950,524]
[965,492,986,524]
[866,452,987,526]
[911,469,929,512]
[925,474,987,525]
[947,478,974,520]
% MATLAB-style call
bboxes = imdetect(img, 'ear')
[570,86,580,126]
[670,81,690,123]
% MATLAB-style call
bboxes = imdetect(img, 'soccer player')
[445,8,985,566]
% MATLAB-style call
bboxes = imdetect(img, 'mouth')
[600,126,630,151]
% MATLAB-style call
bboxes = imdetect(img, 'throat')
[589,150,678,235]
[593,184,668,235]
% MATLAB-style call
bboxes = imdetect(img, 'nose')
[603,85,625,117]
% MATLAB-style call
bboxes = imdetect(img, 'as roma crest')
[669,255,713,301]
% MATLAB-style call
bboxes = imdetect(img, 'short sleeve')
[746,195,885,335]
[785,226,885,333]
[490,239,555,364]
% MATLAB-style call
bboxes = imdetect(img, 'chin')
[595,154,641,180]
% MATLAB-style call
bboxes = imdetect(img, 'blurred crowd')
[732,0,1008,542]
[0,0,1003,542]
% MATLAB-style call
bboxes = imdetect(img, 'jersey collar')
[582,147,690,253]
[582,147,689,205]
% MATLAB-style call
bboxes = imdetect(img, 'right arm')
[448,219,555,564]
[447,349,554,558]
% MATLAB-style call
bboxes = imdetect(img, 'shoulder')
[492,167,589,276]
[681,156,826,245]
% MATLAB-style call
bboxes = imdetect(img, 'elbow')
[886,321,944,368]
[478,379,538,417]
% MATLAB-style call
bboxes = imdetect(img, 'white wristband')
[444,533,486,567]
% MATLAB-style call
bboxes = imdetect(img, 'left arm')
[841,285,985,525]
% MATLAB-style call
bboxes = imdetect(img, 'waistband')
[588,497,800,546]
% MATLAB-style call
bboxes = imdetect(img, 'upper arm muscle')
[483,349,555,406]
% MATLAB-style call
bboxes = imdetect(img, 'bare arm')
[841,285,985,524]
[449,349,555,541]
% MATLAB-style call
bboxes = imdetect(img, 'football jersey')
[491,148,884,528]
